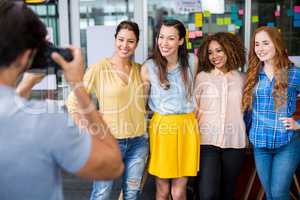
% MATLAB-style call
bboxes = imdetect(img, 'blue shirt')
[0,86,91,200]
[249,65,300,149]
[146,57,195,115]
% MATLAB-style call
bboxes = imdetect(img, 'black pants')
[197,145,246,200]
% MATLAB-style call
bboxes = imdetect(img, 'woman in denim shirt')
[242,26,300,200]
[141,19,200,200]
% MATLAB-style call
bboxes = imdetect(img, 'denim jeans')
[90,135,149,200]
[253,138,300,200]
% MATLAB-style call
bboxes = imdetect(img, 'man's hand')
[51,46,84,86]
[16,72,45,98]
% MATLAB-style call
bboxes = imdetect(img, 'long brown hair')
[197,32,245,73]
[150,19,191,98]
[242,26,292,111]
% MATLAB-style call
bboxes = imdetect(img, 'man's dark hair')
[0,0,47,68]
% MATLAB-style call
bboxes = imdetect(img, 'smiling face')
[114,29,138,58]
[157,25,184,59]
[208,40,227,71]
[254,31,276,63]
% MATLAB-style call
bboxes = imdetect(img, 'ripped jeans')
[90,135,149,200]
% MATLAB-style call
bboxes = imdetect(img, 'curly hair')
[242,26,291,111]
[197,32,245,73]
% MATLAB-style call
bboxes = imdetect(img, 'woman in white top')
[194,32,247,200]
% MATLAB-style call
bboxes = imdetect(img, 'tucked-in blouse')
[145,58,195,115]
[249,65,300,149]
[66,58,146,139]
[195,69,247,148]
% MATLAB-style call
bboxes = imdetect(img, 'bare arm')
[16,73,44,98]
[52,47,123,180]
[140,63,150,104]
[194,74,201,120]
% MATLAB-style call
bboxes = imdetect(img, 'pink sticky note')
[194,48,199,56]
[195,31,203,37]
[294,6,300,13]
[275,10,280,17]
[238,9,244,16]
[189,32,196,39]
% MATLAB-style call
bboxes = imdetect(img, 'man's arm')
[51,47,124,180]
[16,73,44,98]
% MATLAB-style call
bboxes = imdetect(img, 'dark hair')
[197,32,245,73]
[151,19,191,98]
[0,0,47,68]
[114,20,140,43]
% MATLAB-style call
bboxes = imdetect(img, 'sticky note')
[231,13,239,21]
[238,9,244,16]
[276,4,280,12]
[294,6,300,13]
[195,31,203,37]
[217,18,224,25]
[235,19,242,27]
[231,5,238,13]
[288,9,294,16]
[195,12,203,27]
[228,24,236,32]
[224,17,232,25]
[275,10,280,17]
[267,22,275,27]
[203,10,210,17]
[189,32,196,39]
[294,13,300,20]
[188,23,196,31]
[187,42,192,50]
[185,28,189,39]
[252,15,259,23]
[294,20,300,27]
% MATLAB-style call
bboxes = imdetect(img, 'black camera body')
[30,42,73,71]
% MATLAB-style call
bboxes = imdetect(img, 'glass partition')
[251,0,300,56]
[79,0,134,63]
[147,0,245,57]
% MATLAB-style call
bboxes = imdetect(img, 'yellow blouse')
[66,58,146,139]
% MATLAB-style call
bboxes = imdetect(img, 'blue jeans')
[253,138,300,200]
[90,135,149,200]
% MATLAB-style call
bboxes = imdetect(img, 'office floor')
[63,172,156,200]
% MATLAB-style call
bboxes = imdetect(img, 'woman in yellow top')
[66,21,148,200]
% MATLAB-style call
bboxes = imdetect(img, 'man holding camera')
[0,1,123,200]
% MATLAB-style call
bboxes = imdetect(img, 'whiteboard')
[86,25,116,65]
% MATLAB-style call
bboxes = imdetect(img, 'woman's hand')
[279,117,300,130]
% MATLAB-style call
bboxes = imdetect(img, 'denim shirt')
[146,58,195,115]
[249,65,300,149]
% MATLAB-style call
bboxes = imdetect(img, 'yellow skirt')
[148,112,200,178]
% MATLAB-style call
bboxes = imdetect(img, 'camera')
[30,42,73,71]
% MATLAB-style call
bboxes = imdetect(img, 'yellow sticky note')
[185,28,189,40]
[187,42,192,50]
[224,17,232,25]
[195,12,203,27]
[203,10,210,17]
[217,18,224,25]
[252,15,259,23]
